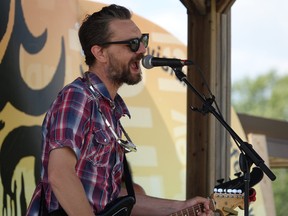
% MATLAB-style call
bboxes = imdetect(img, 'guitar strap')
[123,153,136,199]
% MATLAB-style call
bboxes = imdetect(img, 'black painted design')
[0,0,66,214]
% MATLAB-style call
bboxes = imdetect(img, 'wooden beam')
[217,0,236,13]
[238,113,288,141]
[184,0,235,199]
[180,0,206,15]
[180,0,236,15]
[238,113,288,167]
[270,157,288,168]
[192,0,207,15]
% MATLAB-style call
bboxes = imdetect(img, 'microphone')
[142,55,193,69]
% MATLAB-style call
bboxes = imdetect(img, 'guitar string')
[170,203,204,216]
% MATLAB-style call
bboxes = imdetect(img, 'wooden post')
[180,0,235,198]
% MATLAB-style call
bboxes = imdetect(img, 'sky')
[96,0,288,83]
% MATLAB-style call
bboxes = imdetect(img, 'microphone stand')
[172,67,276,216]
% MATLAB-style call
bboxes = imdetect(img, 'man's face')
[104,19,147,86]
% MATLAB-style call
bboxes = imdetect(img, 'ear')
[91,45,107,63]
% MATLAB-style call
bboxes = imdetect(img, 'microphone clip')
[190,96,215,115]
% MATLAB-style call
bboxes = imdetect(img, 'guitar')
[47,195,135,216]
[169,167,263,216]
[169,192,244,216]
[97,195,135,216]
[96,167,263,216]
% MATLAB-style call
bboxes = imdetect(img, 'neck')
[89,66,120,100]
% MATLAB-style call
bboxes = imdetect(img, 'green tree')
[232,70,288,216]
[232,70,288,120]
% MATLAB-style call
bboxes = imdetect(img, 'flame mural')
[0,0,66,215]
[0,0,188,215]
[0,0,65,115]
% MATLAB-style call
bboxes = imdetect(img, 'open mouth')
[131,61,140,70]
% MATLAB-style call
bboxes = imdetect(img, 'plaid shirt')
[26,72,130,215]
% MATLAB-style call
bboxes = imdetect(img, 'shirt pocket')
[86,129,113,167]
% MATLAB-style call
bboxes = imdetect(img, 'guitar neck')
[169,203,204,216]
[169,199,215,216]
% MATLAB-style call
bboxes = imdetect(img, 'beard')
[106,53,143,86]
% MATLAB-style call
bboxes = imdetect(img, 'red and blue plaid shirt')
[26,72,130,215]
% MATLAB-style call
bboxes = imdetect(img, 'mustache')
[135,53,145,61]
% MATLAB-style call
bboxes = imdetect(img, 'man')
[27,4,212,216]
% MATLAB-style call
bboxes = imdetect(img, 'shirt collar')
[86,72,131,118]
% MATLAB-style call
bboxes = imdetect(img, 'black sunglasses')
[100,33,149,52]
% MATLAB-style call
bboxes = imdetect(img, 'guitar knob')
[234,172,242,178]
[217,178,224,184]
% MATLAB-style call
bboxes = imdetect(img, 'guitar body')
[97,196,135,216]
[47,196,135,216]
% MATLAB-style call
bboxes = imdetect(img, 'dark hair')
[78,4,132,66]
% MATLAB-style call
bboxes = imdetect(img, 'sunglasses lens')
[141,35,149,48]
[129,39,140,52]
[129,34,149,52]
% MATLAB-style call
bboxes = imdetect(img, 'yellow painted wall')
[0,1,187,215]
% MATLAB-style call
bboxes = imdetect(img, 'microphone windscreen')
[141,55,153,69]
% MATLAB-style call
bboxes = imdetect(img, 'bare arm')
[48,147,94,216]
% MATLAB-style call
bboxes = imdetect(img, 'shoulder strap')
[123,155,136,199]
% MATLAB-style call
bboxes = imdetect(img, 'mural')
[0,0,67,215]
[0,0,187,215]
